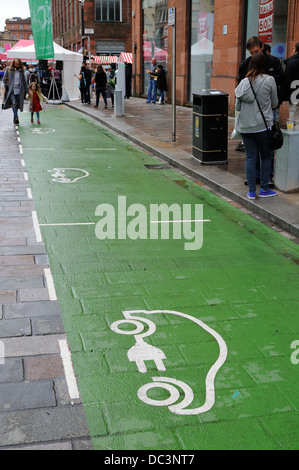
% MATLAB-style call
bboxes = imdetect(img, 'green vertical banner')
[28,0,54,59]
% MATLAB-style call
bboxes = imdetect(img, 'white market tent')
[7,42,83,101]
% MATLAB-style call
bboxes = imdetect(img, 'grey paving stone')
[19,288,50,302]
[0,246,46,256]
[0,318,31,338]
[0,255,35,266]
[0,291,16,304]
[0,405,90,447]
[4,301,61,319]
[0,380,56,411]
[1,334,65,358]
[0,358,24,383]
[0,275,44,290]
[0,441,73,450]
[32,316,65,335]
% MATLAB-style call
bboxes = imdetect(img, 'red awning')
[93,56,118,64]
[118,52,133,64]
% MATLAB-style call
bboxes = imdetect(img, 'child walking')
[27,82,48,124]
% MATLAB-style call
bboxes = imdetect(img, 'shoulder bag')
[249,78,283,151]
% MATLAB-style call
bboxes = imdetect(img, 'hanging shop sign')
[258,0,274,43]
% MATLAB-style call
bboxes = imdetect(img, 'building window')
[95,0,122,22]
[142,0,168,95]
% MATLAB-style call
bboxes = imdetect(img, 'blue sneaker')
[259,189,277,198]
[247,192,256,199]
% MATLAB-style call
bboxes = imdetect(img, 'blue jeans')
[159,89,165,103]
[146,79,157,103]
[256,110,277,179]
[10,93,20,120]
[95,87,107,106]
[241,130,272,193]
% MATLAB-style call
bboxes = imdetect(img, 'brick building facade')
[132,0,299,116]
[51,0,132,56]
[5,17,33,41]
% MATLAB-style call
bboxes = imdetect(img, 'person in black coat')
[281,42,299,125]
[94,65,108,109]
[149,64,167,104]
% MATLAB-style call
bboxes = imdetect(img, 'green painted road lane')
[19,106,299,450]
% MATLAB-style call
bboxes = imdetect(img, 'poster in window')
[258,0,274,43]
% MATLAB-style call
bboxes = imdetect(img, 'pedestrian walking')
[146,58,158,104]
[27,82,48,125]
[149,64,167,104]
[94,65,108,109]
[281,42,299,126]
[74,66,87,104]
[235,52,278,200]
[3,58,28,125]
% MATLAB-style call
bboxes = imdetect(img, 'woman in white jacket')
[235,52,278,199]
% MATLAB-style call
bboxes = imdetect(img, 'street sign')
[85,28,94,34]
[168,7,176,26]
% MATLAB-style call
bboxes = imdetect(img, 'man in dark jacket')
[281,42,299,125]
[238,36,284,92]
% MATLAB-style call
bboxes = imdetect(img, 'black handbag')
[269,121,284,150]
[249,79,283,150]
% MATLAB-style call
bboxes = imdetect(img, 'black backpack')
[29,71,37,84]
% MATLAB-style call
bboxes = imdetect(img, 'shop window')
[189,0,214,102]
[246,0,288,59]
[142,0,168,95]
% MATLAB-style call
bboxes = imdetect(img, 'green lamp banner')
[28,0,54,59]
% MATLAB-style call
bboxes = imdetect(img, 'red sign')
[258,0,274,43]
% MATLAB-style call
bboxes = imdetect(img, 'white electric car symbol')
[48,168,89,183]
[110,310,228,416]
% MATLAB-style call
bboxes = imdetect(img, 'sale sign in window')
[258,0,274,43]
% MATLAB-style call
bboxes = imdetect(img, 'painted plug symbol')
[110,310,228,416]
[127,337,166,373]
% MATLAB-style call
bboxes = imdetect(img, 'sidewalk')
[0,110,92,449]
[67,96,299,240]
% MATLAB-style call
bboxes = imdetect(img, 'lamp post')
[79,0,85,53]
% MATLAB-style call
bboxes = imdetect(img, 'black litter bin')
[193,90,229,164]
